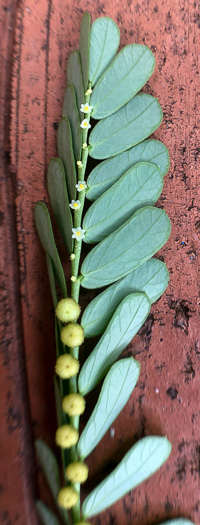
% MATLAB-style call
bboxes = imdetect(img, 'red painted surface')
[1,0,200,524]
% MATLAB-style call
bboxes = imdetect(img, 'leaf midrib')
[82,265,166,331]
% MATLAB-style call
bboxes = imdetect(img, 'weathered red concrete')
[1,0,200,524]
[0,2,39,525]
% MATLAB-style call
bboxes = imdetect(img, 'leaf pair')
[86,138,169,201]
[81,258,169,338]
[83,162,164,243]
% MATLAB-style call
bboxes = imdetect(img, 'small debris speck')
[110,427,115,438]
[167,386,178,400]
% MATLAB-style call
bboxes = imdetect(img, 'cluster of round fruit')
[54,298,90,523]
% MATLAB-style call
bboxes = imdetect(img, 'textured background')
[0,0,200,524]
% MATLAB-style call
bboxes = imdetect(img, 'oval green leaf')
[46,253,58,309]
[35,439,61,501]
[57,117,76,202]
[87,139,170,201]
[78,358,140,459]
[67,50,84,118]
[89,94,162,159]
[47,158,73,254]
[91,44,155,119]
[79,12,91,90]
[78,293,150,395]
[62,84,81,161]
[82,436,172,518]
[89,17,120,86]
[83,162,163,243]
[45,256,66,376]
[35,440,70,524]
[81,206,171,289]
[81,259,169,338]
[34,202,67,297]
[36,501,61,525]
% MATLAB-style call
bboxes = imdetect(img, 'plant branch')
[62,84,92,524]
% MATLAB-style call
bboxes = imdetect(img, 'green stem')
[69,83,92,524]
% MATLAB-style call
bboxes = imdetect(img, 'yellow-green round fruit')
[56,298,81,323]
[62,393,85,416]
[57,486,78,509]
[66,462,89,484]
[55,425,78,448]
[61,323,84,348]
[55,354,79,379]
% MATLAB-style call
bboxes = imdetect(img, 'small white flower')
[72,227,85,241]
[80,103,93,114]
[75,180,87,192]
[70,254,75,260]
[77,160,83,168]
[69,200,81,210]
[82,142,88,150]
[71,275,77,282]
[80,119,91,130]
[85,88,92,95]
